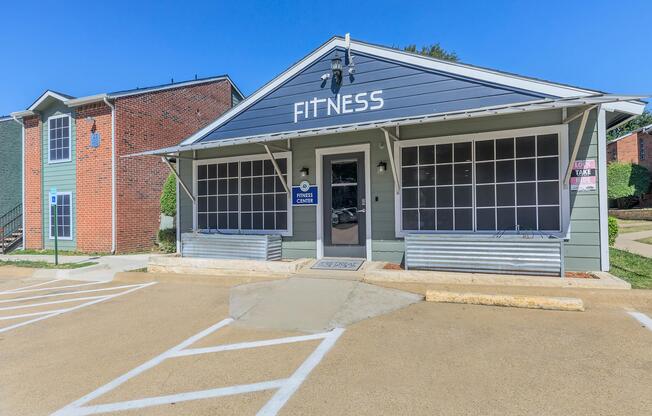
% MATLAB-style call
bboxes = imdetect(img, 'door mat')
[311,259,364,271]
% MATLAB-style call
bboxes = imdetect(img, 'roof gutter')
[66,94,109,107]
[103,97,117,254]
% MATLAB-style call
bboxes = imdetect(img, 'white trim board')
[47,191,74,241]
[315,144,372,260]
[46,113,73,164]
[179,36,643,147]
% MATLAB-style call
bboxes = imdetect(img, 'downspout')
[12,115,25,250]
[103,97,116,254]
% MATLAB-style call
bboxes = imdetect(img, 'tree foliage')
[608,217,619,246]
[160,173,177,217]
[402,43,459,62]
[607,162,650,206]
[608,110,652,141]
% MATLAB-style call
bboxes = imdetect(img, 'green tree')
[160,173,177,217]
[608,110,652,141]
[401,43,459,62]
[607,162,651,208]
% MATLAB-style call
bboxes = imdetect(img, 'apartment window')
[639,139,646,161]
[399,132,561,233]
[48,115,71,162]
[196,155,290,233]
[49,193,72,239]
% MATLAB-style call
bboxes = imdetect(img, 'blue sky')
[1,0,650,115]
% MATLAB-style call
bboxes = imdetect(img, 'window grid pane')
[401,133,561,233]
[49,116,71,162]
[51,194,71,238]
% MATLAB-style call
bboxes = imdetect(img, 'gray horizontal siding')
[200,47,547,143]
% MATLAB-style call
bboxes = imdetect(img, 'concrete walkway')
[230,275,423,333]
[615,229,652,257]
[0,253,158,281]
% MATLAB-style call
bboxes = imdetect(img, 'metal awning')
[127,93,647,158]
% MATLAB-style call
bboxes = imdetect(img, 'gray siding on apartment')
[199,47,547,143]
[40,102,77,250]
[0,119,22,217]
[178,108,603,270]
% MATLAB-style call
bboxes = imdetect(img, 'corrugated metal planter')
[405,234,563,276]
[181,233,282,261]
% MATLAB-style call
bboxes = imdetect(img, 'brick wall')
[609,132,652,171]
[75,103,113,252]
[23,116,43,249]
[114,80,234,252]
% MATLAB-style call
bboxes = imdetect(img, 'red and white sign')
[570,160,596,191]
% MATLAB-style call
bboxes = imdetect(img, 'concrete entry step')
[230,277,422,333]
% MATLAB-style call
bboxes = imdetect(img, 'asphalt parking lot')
[1,273,651,415]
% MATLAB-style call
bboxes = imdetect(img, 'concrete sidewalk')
[0,253,159,281]
[615,229,652,257]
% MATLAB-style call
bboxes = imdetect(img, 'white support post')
[263,145,290,194]
[161,157,195,204]
[597,107,609,271]
[564,108,592,185]
[381,128,400,193]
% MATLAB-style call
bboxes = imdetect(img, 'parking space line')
[0,283,149,304]
[257,328,344,416]
[0,309,68,321]
[173,331,332,357]
[53,318,344,416]
[628,311,652,332]
[0,281,103,295]
[0,279,60,294]
[62,379,288,416]
[0,295,108,311]
[0,282,157,335]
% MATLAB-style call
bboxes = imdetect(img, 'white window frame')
[393,124,570,238]
[47,114,72,164]
[192,152,293,237]
[48,191,73,240]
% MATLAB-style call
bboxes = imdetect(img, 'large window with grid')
[196,155,290,234]
[48,115,71,162]
[399,131,562,234]
[49,193,72,239]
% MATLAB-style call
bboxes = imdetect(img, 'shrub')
[608,217,619,246]
[607,162,650,208]
[157,228,176,253]
[160,173,177,217]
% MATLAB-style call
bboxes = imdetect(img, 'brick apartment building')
[11,76,242,253]
[607,123,652,170]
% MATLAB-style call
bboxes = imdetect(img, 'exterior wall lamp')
[331,53,343,85]
[377,161,387,173]
[300,167,310,177]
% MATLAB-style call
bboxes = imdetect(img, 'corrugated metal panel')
[405,234,562,276]
[181,233,282,261]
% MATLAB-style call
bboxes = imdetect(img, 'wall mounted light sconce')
[377,161,387,174]
[331,53,343,85]
[300,167,310,177]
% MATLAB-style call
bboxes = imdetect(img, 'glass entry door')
[322,152,366,258]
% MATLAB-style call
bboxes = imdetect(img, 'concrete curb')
[114,271,286,286]
[425,290,585,311]
[147,256,312,278]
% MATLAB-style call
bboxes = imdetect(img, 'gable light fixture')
[331,53,343,85]
[300,167,310,177]
[377,161,387,174]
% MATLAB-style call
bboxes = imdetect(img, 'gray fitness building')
[139,35,646,275]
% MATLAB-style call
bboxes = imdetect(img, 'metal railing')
[0,203,22,254]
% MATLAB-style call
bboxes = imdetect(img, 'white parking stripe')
[52,318,234,416]
[0,281,103,296]
[0,283,148,304]
[60,379,287,416]
[0,279,60,294]
[0,309,68,321]
[257,328,345,416]
[0,295,108,311]
[173,331,331,357]
[54,318,344,416]
[628,311,652,332]
[0,282,156,334]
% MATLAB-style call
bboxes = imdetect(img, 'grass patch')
[127,267,148,273]
[616,219,652,234]
[636,237,652,245]
[0,260,98,269]
[609,248,652,289]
